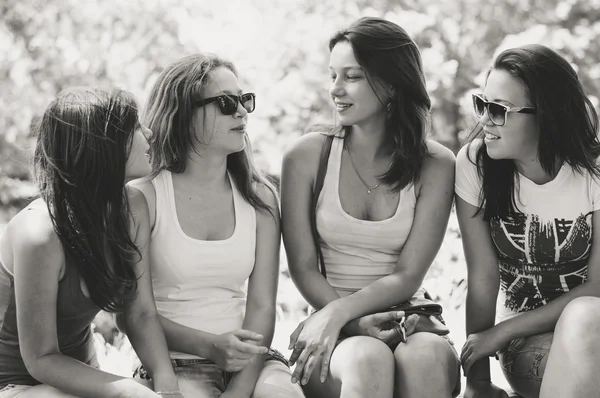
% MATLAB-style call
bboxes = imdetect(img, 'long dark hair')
[328,16,431,191]
[33,86,140,312]
[144,53,275,214]
[468,44,600,221]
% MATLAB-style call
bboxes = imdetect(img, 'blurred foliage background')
[1,0,600,387]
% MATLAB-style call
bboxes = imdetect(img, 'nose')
[478,108,494,126]
[234,101,248,118]
[329,76,345,98]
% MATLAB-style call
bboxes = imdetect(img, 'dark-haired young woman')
[0,87,180,397]
[456,44,600,398]
[281,17,460,398]
[130,54,304,398]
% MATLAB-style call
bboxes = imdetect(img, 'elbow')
[123,307,160,333]
[21,352,52,383]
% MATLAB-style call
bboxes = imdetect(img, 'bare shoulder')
[126,184,150,215]
[415,141,456,195]
[6,199,64,269]
[425,140,456,168]
[282,131,332,179]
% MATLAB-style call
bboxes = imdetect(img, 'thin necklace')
[346,144,388,194]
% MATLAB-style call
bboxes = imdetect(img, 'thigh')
[174,362,225,398]
[252,360,304,398]
[498,332,553,398]
[302,336,394,398]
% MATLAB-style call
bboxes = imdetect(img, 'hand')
[464,380,509,398]
[348,311,407,345]
[461,327,507,375]
[208,329,269,372]
[288,307,346,385]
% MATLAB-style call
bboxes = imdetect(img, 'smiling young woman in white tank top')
[281,17,460,398]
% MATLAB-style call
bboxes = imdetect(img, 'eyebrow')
[328,66,363,72]
[212,89,243,96]
[483,95,515,106]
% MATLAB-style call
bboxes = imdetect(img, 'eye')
[329,74,337,82]
[347,75,361,80]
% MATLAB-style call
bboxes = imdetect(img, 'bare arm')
[122,186,179,392]
[225,184,281,397]
[13,211,157,398]
[456,196,500,383]
[281,133,341,310]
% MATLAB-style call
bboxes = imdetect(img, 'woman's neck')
[348,117,391,161]
[179,152,229,189]
[515,157,560,185]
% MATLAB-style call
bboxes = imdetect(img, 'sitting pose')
[131,54,304,398]
[281,17,460,398]
[456,44,600,398]
[0,87,180,397]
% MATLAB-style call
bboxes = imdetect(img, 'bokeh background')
[1,0,600,393]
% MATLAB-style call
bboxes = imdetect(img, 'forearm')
[29,353,144,398]
[325,271,420,325]
[158,314,216,359]
[465,290,498,382]
[497,281,600,341]
[125,311,178,391]
[226,305,275,397]
[290,267,341,310]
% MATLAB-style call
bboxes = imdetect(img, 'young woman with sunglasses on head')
[280,17,460,398]
[0,87,181,398]
[456,44,600,398]
[129,54,304,398]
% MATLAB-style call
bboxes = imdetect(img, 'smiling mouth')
[484,131,500,140]
[335,103,352,111]
[231,126,246,132]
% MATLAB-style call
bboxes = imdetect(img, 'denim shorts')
[498,332,553,398]
[134,350,301,398]
[0,385,31,398]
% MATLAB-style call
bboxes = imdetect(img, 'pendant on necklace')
[367,189,372,194]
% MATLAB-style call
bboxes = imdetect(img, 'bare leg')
[393,332,460,398]
[302,336,395,398]
[540,296,600,398]
[251,360,304,398]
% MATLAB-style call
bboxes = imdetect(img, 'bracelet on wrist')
[156,391,182,396]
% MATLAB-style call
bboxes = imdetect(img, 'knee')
[556,297,600,343]
[252,362,305,398]
[346,337,395,376]
[394,332,456,369]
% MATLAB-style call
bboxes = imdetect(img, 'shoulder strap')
[310,133,335,278]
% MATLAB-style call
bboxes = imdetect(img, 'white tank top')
[316,135,417,297]
[149,170,256,359]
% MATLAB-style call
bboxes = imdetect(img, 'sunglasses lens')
[241,94,255,113]
[473,96,485,117]
[218,96,238,115]
[488,103,506,125]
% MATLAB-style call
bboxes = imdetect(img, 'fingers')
[232,329,264,342]
[371,310,405,324]
[290,345,314,384]
[288,324,303,350]
[234,339,269,355]
[301,347,324,385]
[319,341,335,383]
[404,314,419,335]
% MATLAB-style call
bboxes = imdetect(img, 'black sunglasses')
[195,93,256,115]
[472,94,535,126]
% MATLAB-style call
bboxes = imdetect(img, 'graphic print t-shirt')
[455,140,600,321]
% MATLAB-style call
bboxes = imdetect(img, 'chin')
[484,145,508,160]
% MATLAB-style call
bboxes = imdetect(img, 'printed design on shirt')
[490,212,592,313]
